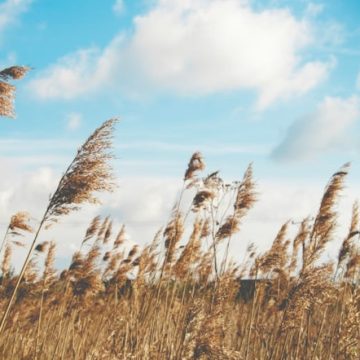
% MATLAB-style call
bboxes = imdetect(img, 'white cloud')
[0,163,58,225]
[0,162,96,269]
[102,177,180,226]
[305,2,324,17]
[0,155,357,271]
[66,112,82,131]
[0,0,31,35]
[0,158,180,269]
[357,72,360,90]
[28,0,332,108]
[317,21,345,47]
[273,95,360,161]
[27,44,122,99]
[113,0,125,15]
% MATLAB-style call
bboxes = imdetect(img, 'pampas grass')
[0,65,29,118]
[1,63,358,359]
[0,119,118,335]
[0,121,358,358]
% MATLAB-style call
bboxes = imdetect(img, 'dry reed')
[0,125,358,359]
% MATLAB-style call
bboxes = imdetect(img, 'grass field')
[0,66,359,359]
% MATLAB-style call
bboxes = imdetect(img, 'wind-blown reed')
[0,118,118,335]
[0,111,358,358]
[0,65,29,118]
[0,153,356,359]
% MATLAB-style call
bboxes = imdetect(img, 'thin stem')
[294,311,304,360]
[210,199,219,279]
[0,151,79,335]
[0,227,9,258]
[0,215,47,335]
[311,306,328,359]
[244,273,258,360]
[156,182,186,301]
[34,287,45,360]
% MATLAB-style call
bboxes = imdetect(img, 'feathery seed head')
[114,225,126,249]
[0,66,30,80]
[9,212,33,234]
[192,190,215,212]
[305,163,350,269]
[338,201,360,266]
[0,66,30,118]
[83,215,101,245]
[43,241,57,283]
[35,242,49,253]
[103,220,113,244]
[184,152,205,181]
[1,245,12,278]
[45,119,118,223]
[164,212,184,264]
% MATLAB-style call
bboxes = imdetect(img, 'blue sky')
[1,0,360,264]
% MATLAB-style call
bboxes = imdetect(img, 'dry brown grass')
[0,75,359,358]
[0,149,358,359]
[0,66,29,118]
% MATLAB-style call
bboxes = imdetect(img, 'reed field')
[0,66,359,359]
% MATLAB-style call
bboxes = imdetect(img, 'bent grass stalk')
[0,138,358,358]
[0,119,117,335]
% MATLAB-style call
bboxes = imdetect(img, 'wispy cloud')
[0,0,32,35]
[0,155,72,169]
[66,112,82,131]
[113,0,125,15]
[0,138,77,167]
[0,138,77,153]
[117,141,271,155]
[0,137,269,156]
[272,95,360,161]
[305,2,324,17]
[28,0,332,109]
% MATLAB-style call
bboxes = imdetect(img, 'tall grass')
[0,66,29,118]
[0,66,359,359]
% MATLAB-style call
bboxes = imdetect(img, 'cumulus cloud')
[273,95,360,161]
[27,42,124,99]
[66,112,82,131]
[0,0,31,35]
[28,0,332,108]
